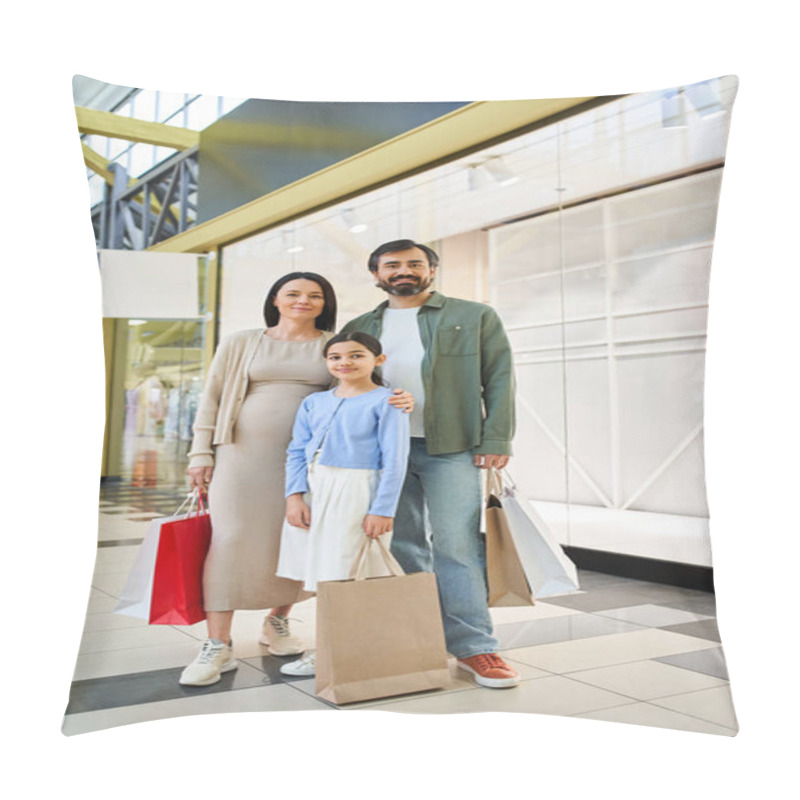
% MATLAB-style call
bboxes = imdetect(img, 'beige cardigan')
[187,328,333,470]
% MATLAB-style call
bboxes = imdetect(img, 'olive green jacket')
[341,292,515,456]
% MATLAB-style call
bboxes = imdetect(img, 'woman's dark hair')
[367,239,440,272]
[263,272,337,331]
[323,331,387,387]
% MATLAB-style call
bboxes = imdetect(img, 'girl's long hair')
[323,331,387,387]
[263,272,337,331]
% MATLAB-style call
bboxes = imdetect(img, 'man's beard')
[375,274,433,296]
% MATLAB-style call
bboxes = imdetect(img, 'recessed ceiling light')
[483,157,519,186]
[341,208,369,233]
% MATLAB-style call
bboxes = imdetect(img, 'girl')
[275,331,410,676]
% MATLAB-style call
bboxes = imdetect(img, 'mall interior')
[63,75,739,736]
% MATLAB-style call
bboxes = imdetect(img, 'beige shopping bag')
[486,469,580,602]
[485,470,536,607]
[315,537,451,705]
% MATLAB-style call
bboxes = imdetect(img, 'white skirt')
[276,460,394,591]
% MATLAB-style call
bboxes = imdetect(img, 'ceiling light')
[128,319,147,326]
[341,208,369,233]
[684,80,724,118]
[282,230,304,253]
[483,157,519,186]
[467,164,490,191]
[661,89,687,127]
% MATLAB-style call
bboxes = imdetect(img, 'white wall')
[491,170,723,564]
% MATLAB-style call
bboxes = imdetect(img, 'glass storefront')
[117,319,205,489]
[102,256,214,490]
[216,77,736,565]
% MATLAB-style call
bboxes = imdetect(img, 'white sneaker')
[259,614,304,656]
[279,651,316,676]
[179,639,238,686]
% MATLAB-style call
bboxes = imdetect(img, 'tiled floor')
[62,485,738,737]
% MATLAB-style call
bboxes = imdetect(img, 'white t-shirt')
[380,307,426,438]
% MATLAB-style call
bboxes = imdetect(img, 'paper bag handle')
[486,467,518,498]
[174,489,209,518]
[349,536,405,581]
[486,467,504,498]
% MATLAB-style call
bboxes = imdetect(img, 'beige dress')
[203,333,331,610]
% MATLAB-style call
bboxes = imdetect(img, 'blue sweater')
[285,387,410,517]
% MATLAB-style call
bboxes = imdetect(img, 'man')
[341,239,519,688]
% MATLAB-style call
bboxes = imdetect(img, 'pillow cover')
[64,75,739,737]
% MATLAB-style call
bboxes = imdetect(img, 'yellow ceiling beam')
[75,106,199,150]
[149,97,599,254]
[82,143,115,184]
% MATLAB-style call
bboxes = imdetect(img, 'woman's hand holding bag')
[187,465,213,491]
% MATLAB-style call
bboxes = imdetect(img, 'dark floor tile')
[574,570,646,591]
[107,497,169,504]
[495,614,642,649]
[65,660,272,714]
[97,538,145,548]
[238,653,316,685]
[654,648,730,680]
[243,664,344,710]
[276,676,342,709]
[237,655,346,707]
[543,584,702,613]
[99,488,188,516]
[651,593,718,616]
[660,619,722,642]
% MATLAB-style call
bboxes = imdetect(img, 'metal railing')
[92,146,199,250]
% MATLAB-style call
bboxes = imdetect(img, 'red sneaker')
[457,653,520,688]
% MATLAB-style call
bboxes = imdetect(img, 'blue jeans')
[390,439,498,658]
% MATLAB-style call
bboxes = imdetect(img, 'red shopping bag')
[115,492,212,625]
[150,503,212,624]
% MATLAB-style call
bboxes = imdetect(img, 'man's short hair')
[367,240,440,272]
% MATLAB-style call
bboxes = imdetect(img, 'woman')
[179,272,412,686]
